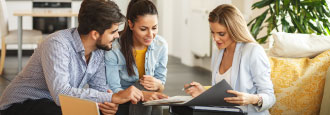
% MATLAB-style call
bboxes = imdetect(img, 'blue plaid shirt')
[0,28,112,110]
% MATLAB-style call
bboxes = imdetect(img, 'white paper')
[143,96,193,105]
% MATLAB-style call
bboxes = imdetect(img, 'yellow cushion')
[269,50,330,115]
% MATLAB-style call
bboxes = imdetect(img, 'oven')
[32,0,71,34]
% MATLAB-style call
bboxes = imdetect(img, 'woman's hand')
[184,82,205,97]
[142,91,168,101]
[224,90,259,106]
[140,75,163,91]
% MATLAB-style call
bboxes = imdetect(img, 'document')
[143,96,193,105]
[190,106,243,112]
[143,80,239,106]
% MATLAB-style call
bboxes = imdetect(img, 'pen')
[182,85,194,91]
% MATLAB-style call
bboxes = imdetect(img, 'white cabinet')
[71,1,82,27]
[6,1,33,30]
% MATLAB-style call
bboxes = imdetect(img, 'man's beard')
[96,37,118,51]
[96,39,111,51]
[96,43,111,51]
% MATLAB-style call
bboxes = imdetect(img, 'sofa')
[265,32,330,115]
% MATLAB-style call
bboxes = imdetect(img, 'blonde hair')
[209,4,256,43]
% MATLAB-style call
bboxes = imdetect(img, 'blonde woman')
[184,4,276,115]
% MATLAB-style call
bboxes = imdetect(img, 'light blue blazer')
[211,42,275,115]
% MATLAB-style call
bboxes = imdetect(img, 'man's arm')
[40,40,112,105]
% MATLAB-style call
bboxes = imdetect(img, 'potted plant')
[248,0,330,43]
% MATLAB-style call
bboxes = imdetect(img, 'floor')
[0,55,212,114]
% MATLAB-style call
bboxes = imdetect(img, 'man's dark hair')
[78,0,125,35]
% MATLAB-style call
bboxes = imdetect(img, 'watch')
[256,94,263,107]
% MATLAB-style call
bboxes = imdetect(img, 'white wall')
[156,0,173,55]
[113,0,129,31]
[157,0,232,70]
[156,0,270,70]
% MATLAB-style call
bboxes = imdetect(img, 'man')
[0,0,144,115]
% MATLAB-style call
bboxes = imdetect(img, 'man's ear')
[128,20,134,30]
[90,30,100,40]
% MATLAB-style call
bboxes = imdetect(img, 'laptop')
[59,94,100,115]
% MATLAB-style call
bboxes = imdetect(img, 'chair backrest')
[0,0,9,37]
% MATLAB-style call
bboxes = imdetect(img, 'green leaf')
[323,23,330,35]
[288,26,296,33]
[301,7,314,19]
[252,0,274,9]
[300,10,305,25]
[321,6,330,17]
[281,18,290,32]
[283,0,290,9]
[308,21,322,33]
[289,10,306,33]
[275,0,280,16]
[250,9,269,38]
[256,35,270,44]
[316,20,326,34]
[248,18,257,26]
[268,4,279,31]
[301,1,322,6]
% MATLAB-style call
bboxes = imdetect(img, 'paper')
[143,96,193,105]
[143,80,239,106]
[59,94,100,115]
[190,106,241,112]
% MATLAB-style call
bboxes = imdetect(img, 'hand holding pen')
[183,82,206,97]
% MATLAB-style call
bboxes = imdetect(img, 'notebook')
[59,94,100,115]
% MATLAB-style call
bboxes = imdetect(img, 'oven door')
[33,17,68,34]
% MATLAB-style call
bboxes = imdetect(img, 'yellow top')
[134,47,148,79]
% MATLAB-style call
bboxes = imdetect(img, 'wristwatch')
[255,94,263,107]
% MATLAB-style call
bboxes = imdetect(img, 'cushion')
[269,50,330,115]
[320,67,330,115]
[269,32,330,58]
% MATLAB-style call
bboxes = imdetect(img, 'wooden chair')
[0,0,43,75]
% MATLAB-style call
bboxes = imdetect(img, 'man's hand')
[142,91,168,101]
[111,86,144,104]
[98,102,118,115]
[140,75,163,91]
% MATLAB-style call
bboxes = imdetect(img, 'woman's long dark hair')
[120,0,158,76]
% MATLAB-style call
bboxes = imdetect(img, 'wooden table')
[13,11,78,72]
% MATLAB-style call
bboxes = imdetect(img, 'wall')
[0,0,270,69]
[156,0,269,70]
[157,0,232,70]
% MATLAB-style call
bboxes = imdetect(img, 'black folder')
[144,80,239,106]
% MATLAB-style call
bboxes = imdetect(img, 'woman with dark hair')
[105,0,168,114]
[184,4,275,114]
